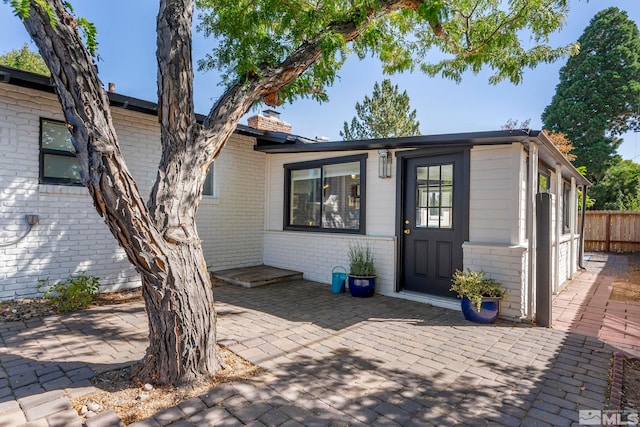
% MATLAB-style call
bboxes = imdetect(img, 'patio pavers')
[553,253,640,357]
[0,253,637,426]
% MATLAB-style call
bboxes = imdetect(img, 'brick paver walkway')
[0,253,636,426]
[553,253,640,357]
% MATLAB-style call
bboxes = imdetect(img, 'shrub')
[38,273,100,312]
[348,243,376,276]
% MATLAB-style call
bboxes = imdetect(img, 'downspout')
[578,185,588,269]
[526,140,539,321]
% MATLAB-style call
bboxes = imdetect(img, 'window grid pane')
[416,164,454,229]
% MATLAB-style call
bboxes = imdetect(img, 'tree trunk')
[135,245,218,385]
[21,0,220,386]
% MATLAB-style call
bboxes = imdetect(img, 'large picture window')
[284,155,366,233]
[40,119,81,185]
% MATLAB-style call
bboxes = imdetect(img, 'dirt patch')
[74,346,260,425]
[611,253,640,302]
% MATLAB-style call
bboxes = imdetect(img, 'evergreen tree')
[589,159,640,210]
[341,79,420,140]
[0,43,50,75]
[542,7,640,182]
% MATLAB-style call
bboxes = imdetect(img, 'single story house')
[0,65,590,322]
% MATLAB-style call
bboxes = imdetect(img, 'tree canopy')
[341,79,420,140]
[589,159,640,210]
[10,0,577,386]
[0,43,50,75]
[542,7,640,182]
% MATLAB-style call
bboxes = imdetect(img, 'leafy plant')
[38,273,100,312]
[348,243,376,277]
[450,269,506,312]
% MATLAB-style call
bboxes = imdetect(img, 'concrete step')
[212,265,303,288]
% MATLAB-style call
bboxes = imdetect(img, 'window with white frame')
[39,119,81,185]
[284,154,366,233]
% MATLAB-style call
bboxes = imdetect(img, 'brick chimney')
[247,110,292,133]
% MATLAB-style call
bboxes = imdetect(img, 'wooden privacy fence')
[579,210,640,253]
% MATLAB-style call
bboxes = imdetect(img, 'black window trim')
[283,154,367,234]
[39,117,83,186]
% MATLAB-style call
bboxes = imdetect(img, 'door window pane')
[416,163,454,229]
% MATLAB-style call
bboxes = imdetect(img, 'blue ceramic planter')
[461,296,500,323]
[348,276,376,298]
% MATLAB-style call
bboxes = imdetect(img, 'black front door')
[401,153,466,297]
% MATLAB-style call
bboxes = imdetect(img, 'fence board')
[579,211,640,253]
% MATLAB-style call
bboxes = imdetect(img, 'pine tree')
[542,7,640,182]
[341,79,421,140]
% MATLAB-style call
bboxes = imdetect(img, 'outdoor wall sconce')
[378,149,392,178]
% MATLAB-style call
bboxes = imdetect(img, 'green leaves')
[7,0,100,59]
[0,43,50,75]
[542,7,640,183]
[196,0,575,104]
[341,79,420,140]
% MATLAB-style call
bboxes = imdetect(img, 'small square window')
[40,119,81,185]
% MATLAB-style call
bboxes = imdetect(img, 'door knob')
[404,229,411,235]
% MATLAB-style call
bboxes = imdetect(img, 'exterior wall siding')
[463,243,528,320]
[264,231,396,294]
[198,134,266,271]
[468,144,523,245]
[0,83,261,300]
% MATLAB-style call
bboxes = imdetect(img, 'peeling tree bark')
[19,0,429,386]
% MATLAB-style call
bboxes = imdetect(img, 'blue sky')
[2,1,640,161]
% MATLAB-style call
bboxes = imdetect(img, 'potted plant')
[450,269,506,323]
[347,243,377,297]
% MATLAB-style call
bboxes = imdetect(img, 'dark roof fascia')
[0,65,276,137]
[254,130,541,153]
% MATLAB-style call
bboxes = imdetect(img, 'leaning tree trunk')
[20,0,433,386]
[21,0,222,385]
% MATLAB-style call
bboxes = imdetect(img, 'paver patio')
[0,253,637,426]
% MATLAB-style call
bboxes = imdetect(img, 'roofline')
[0,64,265,137]
[536,130,591,187]
[255,130,541,153]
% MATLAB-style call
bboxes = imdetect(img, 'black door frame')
[395,147,471,293]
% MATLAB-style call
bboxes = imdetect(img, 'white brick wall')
[264,231,396,294]
[462,242,528,320]
[197,134,266,271]
[0,85,157,299]
[0,83,262,300]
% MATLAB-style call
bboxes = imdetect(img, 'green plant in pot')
[347,243,376,297]
[450,269,506,323]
